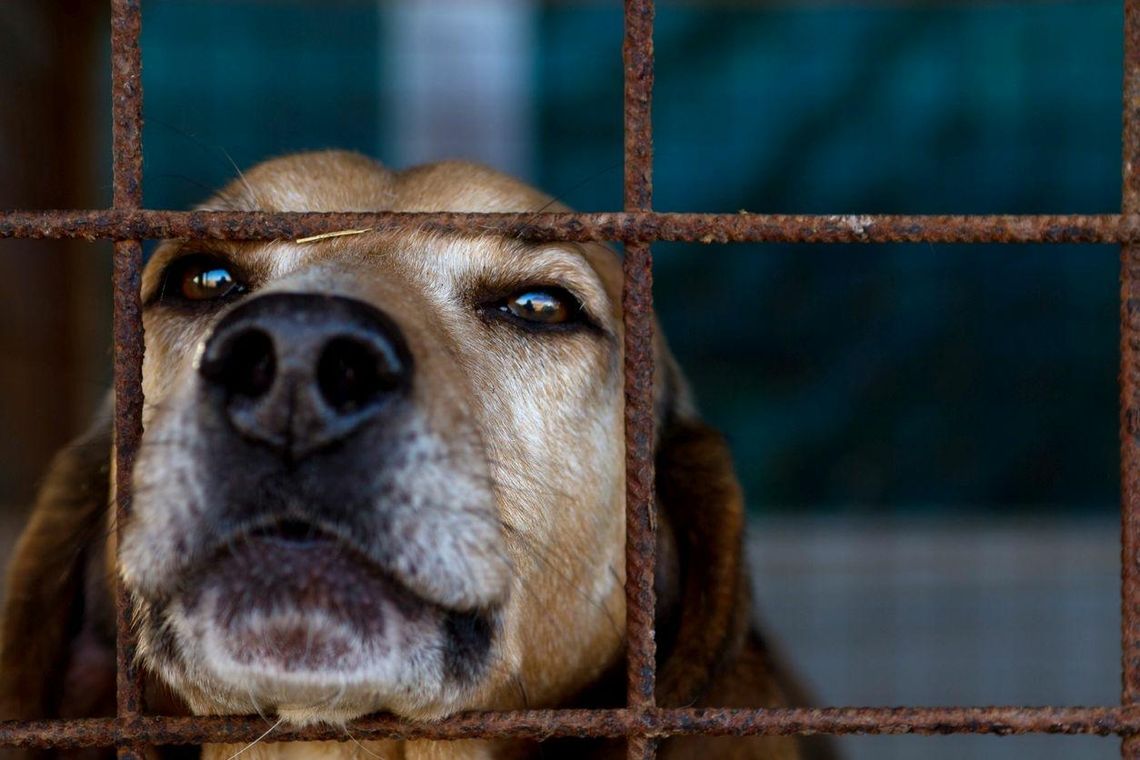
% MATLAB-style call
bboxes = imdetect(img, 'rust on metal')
[110,3,145,756]
[0,210,1135,245]
[0,707,1138,749]
[623,0,654,213]
[1125,0,1140,757]
[622,0,658,731]
[110,236,144,714]
[111,0,143,209]
[622,241,657,715]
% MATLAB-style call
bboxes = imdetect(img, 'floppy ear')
[651,358,749,705]
[0,405,117,727]
[651,346,839,760]
[651,342,807,710]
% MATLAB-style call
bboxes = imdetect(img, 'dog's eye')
[160,256,247,303]
[498,289,579,325]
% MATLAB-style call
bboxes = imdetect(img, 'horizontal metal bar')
[0,707,1135,749]
[0,210,1134,244]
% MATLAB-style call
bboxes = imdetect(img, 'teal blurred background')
[133,0,1124,514]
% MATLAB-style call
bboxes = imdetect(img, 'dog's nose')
[198,293,412,459]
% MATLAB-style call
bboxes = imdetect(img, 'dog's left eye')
[497,288,580,325]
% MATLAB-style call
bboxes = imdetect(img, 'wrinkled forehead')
[145,152,625,304]
[201,152,562,216]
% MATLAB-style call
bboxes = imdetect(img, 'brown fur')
[1,152,832,760]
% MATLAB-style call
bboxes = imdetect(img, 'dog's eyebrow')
[467,243,614,323]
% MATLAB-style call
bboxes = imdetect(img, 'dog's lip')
[245,518,339,548]
[183,516,487,616]
[165,511,510,617]
[178,517,441,673]
[173,517,499,694]
[219,516,369,561]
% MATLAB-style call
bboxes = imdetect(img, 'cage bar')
[1124,0,1140,755]
[0,210,1135,244]
[0,706,1138,750]
[622,0,657,707]
[623,0,654,215]
[109,1,145,759]
[622,2,658,757]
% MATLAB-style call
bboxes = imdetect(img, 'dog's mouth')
[247,518,337,547]
[177,517,494,681]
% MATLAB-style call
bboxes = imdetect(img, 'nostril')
[204,328,276,399]
[317,337,402,414]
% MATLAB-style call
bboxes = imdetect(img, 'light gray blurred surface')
[748,517,1120,760]
[382,0,537,180]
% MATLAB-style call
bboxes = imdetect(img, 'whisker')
[221,715,284,760]
[245,685,273,726]
[342,725,388,760]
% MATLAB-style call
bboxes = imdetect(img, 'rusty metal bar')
[621,4,658,757]
[624,0,654,214]
[622,0,657,738]
[623,234,657,760]
[0,209,1135,244]
[111,0,143,208]
[1125,0,1140,756]
[1,707,1138,749]
[109,2,144,758]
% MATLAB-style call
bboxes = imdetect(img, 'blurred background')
[0,1,1125,758]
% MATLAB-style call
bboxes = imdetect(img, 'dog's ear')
[651,357,837,760]
[0,404,117,727]
[652,336,815,712]
[650,344,750,705]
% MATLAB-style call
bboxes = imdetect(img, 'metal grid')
[0,0,1138,756]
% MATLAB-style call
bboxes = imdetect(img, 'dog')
[1,151,831,760]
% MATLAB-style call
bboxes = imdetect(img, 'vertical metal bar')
[1124,0,1140,755]
[623,234,656,760]
[110,0,145,756]
[622,1,657,758]
[623,0,654,214]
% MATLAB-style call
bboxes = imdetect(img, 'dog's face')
[119,152,630,723]
[2,151,815,760]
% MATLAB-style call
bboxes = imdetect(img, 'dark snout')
[198,293,412,459]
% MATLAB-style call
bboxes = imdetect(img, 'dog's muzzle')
[123,291,510,716]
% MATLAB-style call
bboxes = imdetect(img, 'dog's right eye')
[158,256,247,304]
